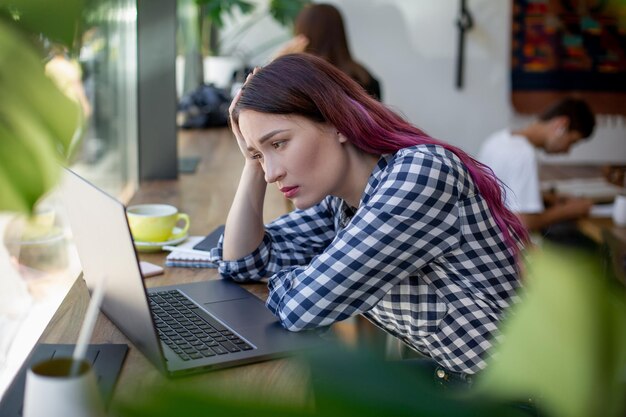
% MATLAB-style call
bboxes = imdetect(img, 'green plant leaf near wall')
[268,0,310,27]
[0,21,80,214]
[198,0,255,28]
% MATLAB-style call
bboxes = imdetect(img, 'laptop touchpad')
[185,281,250,304]
[204,299,277,327]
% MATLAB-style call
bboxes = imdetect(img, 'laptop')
[59,168,322,377]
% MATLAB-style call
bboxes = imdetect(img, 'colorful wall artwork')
[511,0,626,114]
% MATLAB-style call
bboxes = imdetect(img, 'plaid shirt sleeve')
[266,151,462,331]
[214,197,339,281]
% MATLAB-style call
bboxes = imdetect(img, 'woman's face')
[238,110,350,209]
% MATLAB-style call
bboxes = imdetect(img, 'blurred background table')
[539,163,626,286]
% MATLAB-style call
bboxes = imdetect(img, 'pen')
[162,246,213,257]
[71,274,107,376]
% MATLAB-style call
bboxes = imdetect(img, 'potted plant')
[176,0,310,127]
[180,0,310,91]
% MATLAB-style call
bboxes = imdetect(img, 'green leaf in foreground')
[0,0,84,48]
[115,344,523,417]
[478,246,626,417]
[0,20,80,213]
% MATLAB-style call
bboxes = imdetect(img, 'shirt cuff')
[213,233,272,281]
[266,270,294,314]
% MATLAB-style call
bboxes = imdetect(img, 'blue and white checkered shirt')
[215,144,522,374]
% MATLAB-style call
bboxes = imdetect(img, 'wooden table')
[38,128,320,409]
[539,163,625,244]
[540,163,626,286]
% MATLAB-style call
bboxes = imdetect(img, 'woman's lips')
[280,186,299,198]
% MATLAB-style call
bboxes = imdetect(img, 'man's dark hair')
[539,98,596,138]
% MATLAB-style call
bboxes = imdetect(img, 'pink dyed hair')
[233,54,529,257]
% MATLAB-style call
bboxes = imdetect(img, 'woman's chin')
[291,196,321,211]
[291,199,306,210]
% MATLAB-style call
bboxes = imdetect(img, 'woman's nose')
[263,159,285,184]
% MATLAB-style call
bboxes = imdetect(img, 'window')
[71,0,138,201]
[0,0,139,398]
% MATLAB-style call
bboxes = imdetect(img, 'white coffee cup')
[613,195,626,227]
[23,357,104,417]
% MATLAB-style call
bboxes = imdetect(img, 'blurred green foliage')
[195,0,310,28]
[115,247,626,417]
[479,245,626,417]
[0,2,83,213]
[0,0,84,48]
[194,0,310,56]
[268,0,310,27]
[115,345,525,417]
[197,0,255,29]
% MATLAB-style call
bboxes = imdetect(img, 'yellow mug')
[126,204,190,242]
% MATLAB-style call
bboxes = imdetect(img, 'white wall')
[228,0,626,163]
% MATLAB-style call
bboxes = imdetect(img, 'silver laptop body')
[59,168,321,377]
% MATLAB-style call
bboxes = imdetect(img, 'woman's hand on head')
[229,69,263,168]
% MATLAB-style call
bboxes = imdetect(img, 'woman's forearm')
[222,163,268,260]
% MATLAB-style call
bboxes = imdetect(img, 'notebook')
[165,236,217,268]
[0,343,128,417]
[164,225,224,268]
[192,225,225,251]
[59,168,323,377]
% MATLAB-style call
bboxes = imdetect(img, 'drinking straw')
[70,274,107,376]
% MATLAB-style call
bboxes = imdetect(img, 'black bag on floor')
[178,83,231,129]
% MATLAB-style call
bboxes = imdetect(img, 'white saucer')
[133,228,188,252]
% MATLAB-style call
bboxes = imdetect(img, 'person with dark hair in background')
[478,98,596,234]
[276,3,382,101]
[212,54,529,380]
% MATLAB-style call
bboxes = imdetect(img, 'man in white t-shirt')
[478,98,596,232]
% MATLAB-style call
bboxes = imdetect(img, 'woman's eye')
[272,140,286,149]
[250,153,262,160]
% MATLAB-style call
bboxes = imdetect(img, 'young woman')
[215,54,528,376]
[276,3,382,100]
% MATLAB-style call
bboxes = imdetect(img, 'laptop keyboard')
[149,290,254,361]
